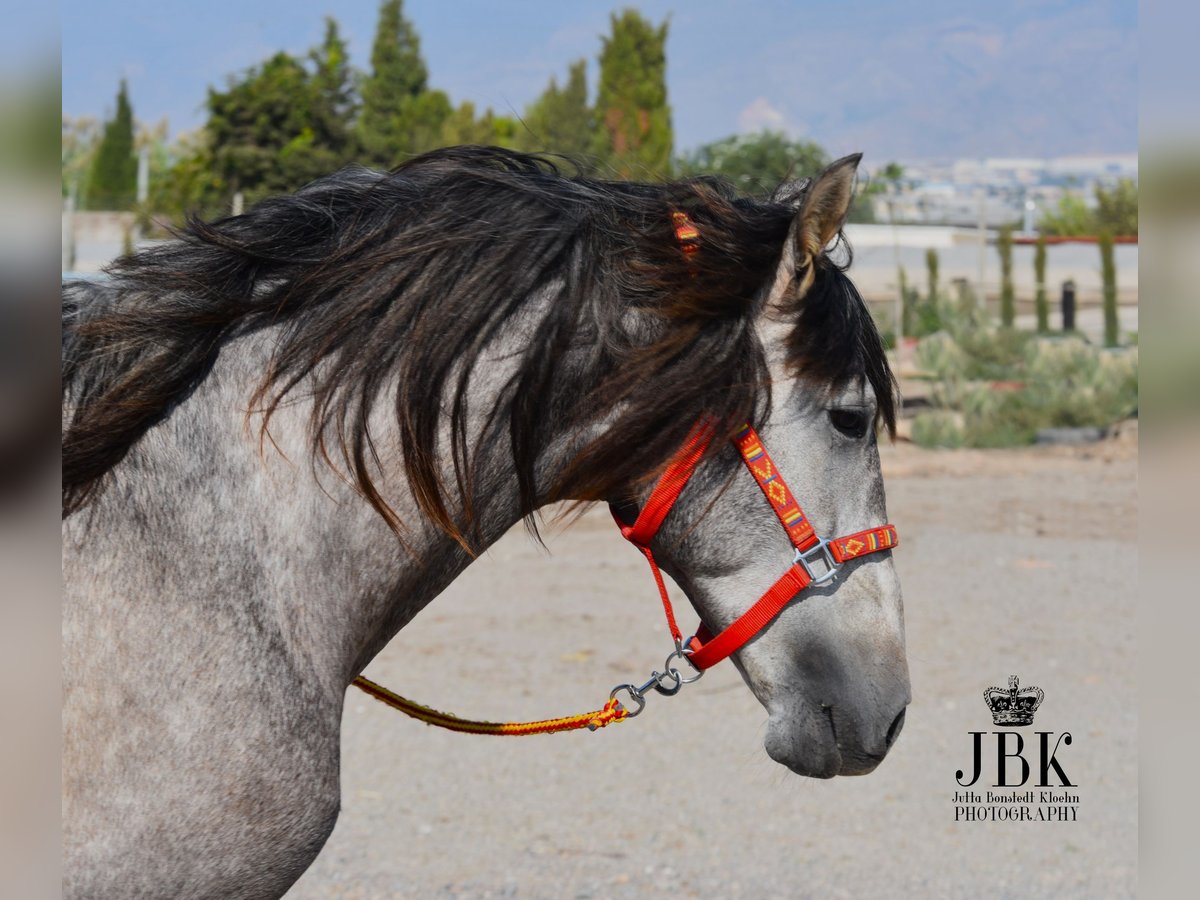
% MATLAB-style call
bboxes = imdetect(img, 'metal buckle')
[609,684,647,717]
[794,537,841,585]
[608,642,706,720]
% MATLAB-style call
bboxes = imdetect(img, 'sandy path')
[287,431,1137,899]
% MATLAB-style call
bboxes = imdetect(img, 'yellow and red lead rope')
[351,676,629,735]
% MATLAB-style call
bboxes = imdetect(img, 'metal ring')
[665,647,704,684]
[609,684,646,718]
[652,667,683,696]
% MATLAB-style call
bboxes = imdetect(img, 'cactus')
[1098,231,1118,347]
[909,249,943,336]
[998,226,1015,328]
[899,266,919,337]
[926,247,940,310]
[1033,236,1048,332]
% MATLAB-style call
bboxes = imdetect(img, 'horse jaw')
[717,558,909,778]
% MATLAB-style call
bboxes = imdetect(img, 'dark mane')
[62,146,894,547]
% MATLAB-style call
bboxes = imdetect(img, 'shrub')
[910,333,1137,449]
[1022,338,1138,427]
[912,411,965,449]
[914,331,967,380]
[956,327,1031,380]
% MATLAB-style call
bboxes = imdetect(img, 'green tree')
[1095,178,1137,236]
[997,226,1015,327]
[62,115,100,201]
[359,0,444,165]
[135,118,171,180]
[130,118,173,230]
[592,10,672,179]
[440,101,492,146]
[877,162,904,188]
[486,112,520,148]
[849,161,901,223]
[1099,231,1119,347]
[148,129,224,222]
[207,52,328,203]
[437,102,518,148]
[407,88,454,154]
[1039,192,1091,236]
[519,59,593,162]
[1039,179,1138,237]
[1033,235,1049,332]
[309,17,358,159]
[87,80,137,210]
[675,131,827,197]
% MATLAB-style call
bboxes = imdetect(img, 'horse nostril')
[885,708,906,748]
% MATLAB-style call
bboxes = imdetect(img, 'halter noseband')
[612,421,898,681]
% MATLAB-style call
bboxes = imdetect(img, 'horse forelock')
[61,146,893,546]
[778,247,898,437]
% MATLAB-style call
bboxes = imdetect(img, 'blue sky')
[61,0,1137,160]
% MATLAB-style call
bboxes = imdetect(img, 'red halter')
[613,421,898,673]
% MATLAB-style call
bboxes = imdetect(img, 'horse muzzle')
[764,695,909,778]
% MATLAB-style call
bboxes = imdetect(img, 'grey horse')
[62,148,909,897]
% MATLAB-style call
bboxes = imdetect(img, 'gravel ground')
[287,427,1137,899]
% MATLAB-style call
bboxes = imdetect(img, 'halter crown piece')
[352,212,899,734]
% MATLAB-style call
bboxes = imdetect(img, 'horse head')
[611,156,910,777]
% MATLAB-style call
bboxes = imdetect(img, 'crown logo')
[984,676,1044,726]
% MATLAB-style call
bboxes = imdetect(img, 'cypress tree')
[87,80,137,210]
[359,0,434,165]
[440,101,490,146]
[520,59,592,163]
[406,88,454,155]
[310,17,357,159]
[592,10,672,179]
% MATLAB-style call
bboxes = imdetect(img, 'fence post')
[1061,279,1076,333]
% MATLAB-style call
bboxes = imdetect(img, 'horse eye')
[828,408,869,439]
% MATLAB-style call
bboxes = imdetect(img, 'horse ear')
[794,153,861,269]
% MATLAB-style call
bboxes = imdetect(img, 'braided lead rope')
[351,676,629,735]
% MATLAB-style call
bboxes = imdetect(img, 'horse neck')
[71,323,591,689]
